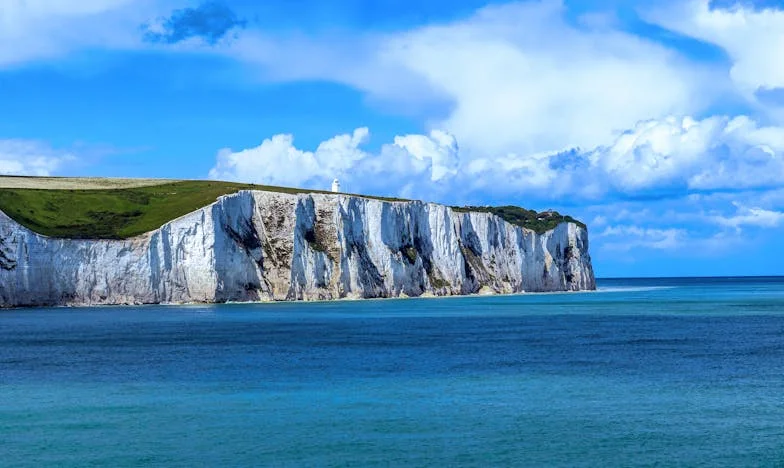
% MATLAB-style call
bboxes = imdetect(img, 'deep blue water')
[2,277,784,466]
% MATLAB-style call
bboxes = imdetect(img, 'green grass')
[0,180,335,239]
[0,178,583,239]
[452,205,586,234]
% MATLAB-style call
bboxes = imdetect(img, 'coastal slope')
[0,190,594,307]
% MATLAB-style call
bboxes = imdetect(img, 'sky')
[2,0,784,277]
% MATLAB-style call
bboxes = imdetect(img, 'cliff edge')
[0,190,595,307]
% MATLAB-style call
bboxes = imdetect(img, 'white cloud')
[590,116,714,191]
[596,225,685,251]
[208,128,370,188]
[224,0,721,159]
[392,130,459,182]
[711,203,784,229]
[575,190,784,260]
[585,115,784,194]
[0,0,173,67]
[208,127,465,192]
[203,2,784,204]
[383,1,718,156]
[646,0,784,105]
[208,113,784,202]
[0,139,76,176]
[592,220,748,254]
[443,114,784,199]
[207,2,784,203]
[464,150,558,194]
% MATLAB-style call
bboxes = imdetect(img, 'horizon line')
[597,275,784,280]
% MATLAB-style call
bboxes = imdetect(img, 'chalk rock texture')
[0,191,595,307]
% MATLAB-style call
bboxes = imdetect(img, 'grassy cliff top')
[0,179,324,239]
[0,175,177,190]
[0,177,582,239]
[452,205,587,233]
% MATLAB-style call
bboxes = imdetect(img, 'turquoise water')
[2,277,784,466]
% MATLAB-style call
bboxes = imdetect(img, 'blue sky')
[2,0,784,277]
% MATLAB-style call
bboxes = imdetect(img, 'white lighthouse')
[331,178,341,193]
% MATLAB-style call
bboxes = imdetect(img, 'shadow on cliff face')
[380,202,428,297]
[457,214,484,293]
[338,198,386,298]
[563,226,595,290]
[211,194,266,302]
[0,229,17,272]
[286,196,337,299]
[412,204,458,292]
[147,229,166,302]
[0,218,18,305]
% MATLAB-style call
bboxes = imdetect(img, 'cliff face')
[0,191,595,307]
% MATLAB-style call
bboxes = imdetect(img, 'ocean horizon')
[3,276,784,466]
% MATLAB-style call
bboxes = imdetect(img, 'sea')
[2,277,784,467]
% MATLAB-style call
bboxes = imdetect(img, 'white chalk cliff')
[0,191,595,307]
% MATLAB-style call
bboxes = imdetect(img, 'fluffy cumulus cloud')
[378,2,719,157]
[646,0,784,103]
[391,131,459,182]
[209,113,784,202]
[0,139,76,176]
[208,128,370,188]
[582,115,784,195]
[226,0,720,157]
[432,114,784,200]
[409,113,784,200]
[208,128,467,195]
[208,0,784,206]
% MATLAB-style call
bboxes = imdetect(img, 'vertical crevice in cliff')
[457,215,484,294]
[378,203,427,297]
[0,235,17,271]
[148,232,163,303]
[288,196,337,300]
[337,197,385,298]
[211,193,264,303]
[411,204,452,292]
[0,216,17,306]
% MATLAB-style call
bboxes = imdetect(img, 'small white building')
[331,178,341,193]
